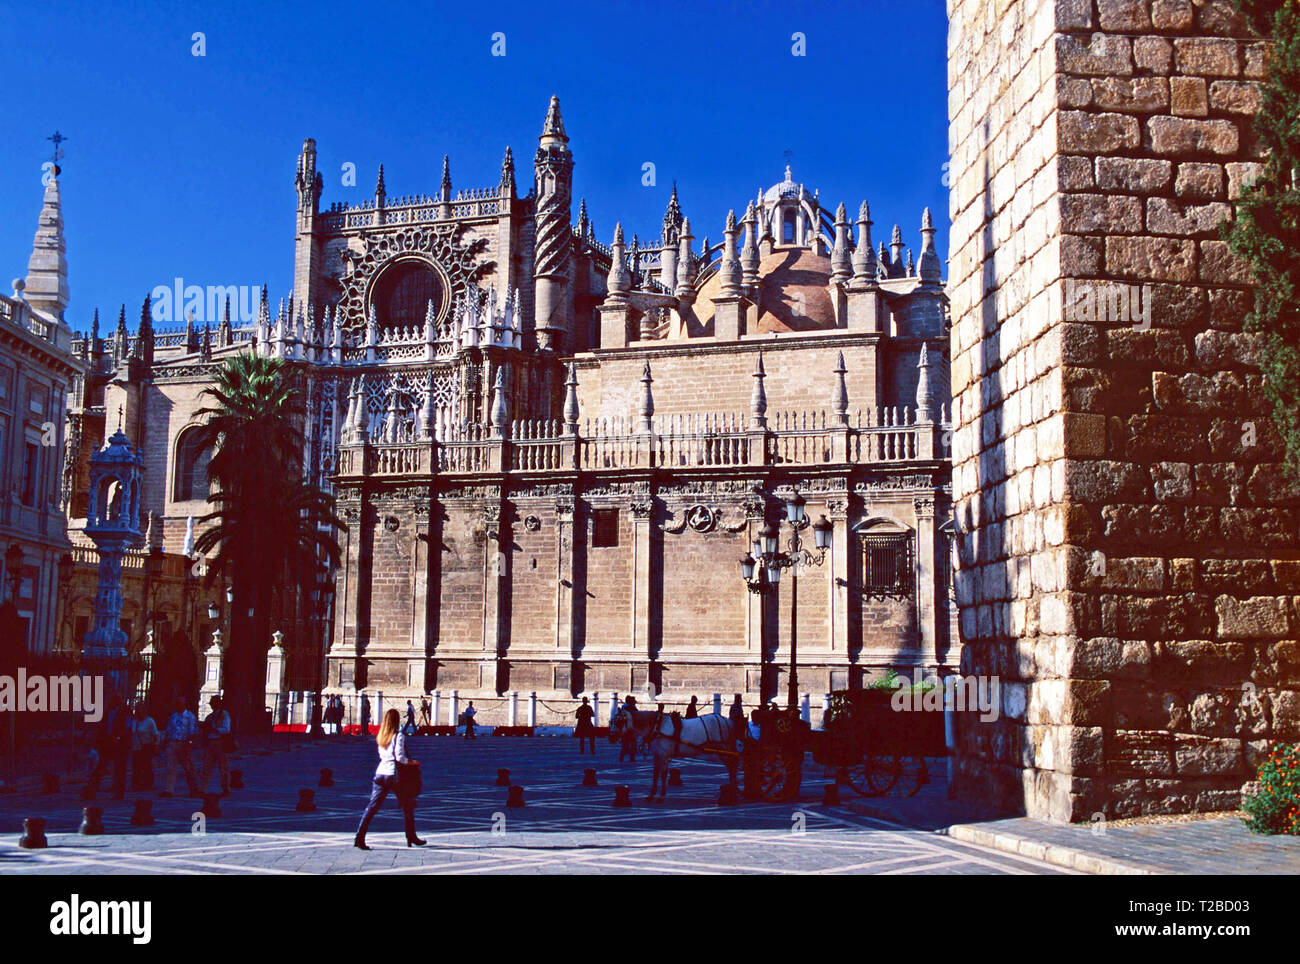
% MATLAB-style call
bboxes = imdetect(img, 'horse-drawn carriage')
[741,688,948,802]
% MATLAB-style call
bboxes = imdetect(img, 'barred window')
[591,508,619,548]
[859,532,913,597]
[174,429,212,502]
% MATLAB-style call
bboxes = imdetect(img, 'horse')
[609,706,740,801]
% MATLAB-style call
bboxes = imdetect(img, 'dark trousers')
[619,736,636,762]
[85,748,128,797]
[355,775,416,843]
[131,748,156,790]
[578,734,595,753]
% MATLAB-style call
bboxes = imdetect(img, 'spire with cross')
[47,131,66,174]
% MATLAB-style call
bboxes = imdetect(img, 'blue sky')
[1,0,949,331]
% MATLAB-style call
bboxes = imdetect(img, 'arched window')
[370,259,443,331]
[174,429,212,502]
[853,519,915,599]
[782,212,796,243]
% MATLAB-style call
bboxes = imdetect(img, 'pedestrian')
[728,694,746,740]
[418,695,431,728]
[618,695,638,763]
[575,697,596,754]
[82,691,130,800]
[360,693,371,736]
[462,701,477,739]
[405,700,416,736]
[159,696,199,798]
[354,708,425,850]
[129,703,159,791]
[199,695,232,797]
[685,695,699,719]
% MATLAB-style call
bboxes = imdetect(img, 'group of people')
[580,693,751,761]
[81,693,234,800]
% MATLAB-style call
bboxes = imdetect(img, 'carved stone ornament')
[523,514,541,531]
[384,515,400,532]
[686,504,716,532]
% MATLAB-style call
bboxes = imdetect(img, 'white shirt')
[375,730,410,777]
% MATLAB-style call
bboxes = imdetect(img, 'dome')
[763,165,813,204]
[692,247,837,334]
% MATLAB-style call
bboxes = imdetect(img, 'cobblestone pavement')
[0,736,1067,875]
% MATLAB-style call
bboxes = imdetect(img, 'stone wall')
[947,0,1293,820]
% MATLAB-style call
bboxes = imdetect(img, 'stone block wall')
[948,0,1293,820]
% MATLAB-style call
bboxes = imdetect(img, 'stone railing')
[337,407,949,480]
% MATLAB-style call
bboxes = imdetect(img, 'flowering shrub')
[1242,743,1300,836]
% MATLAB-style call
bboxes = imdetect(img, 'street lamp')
[738,493,833,712]
[4,543,23,602]
[207,601,220,622]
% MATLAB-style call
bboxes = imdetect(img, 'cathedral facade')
[63,98,955,722]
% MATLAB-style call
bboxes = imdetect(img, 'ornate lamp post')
[56,552,74,655]
[739,493,833,712]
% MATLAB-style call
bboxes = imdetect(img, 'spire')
[577,197,590,238]
[740,201,760,287]
[499,146,515,196]
[750,352,768,429]
[183,305,197,354]
[375,164,386,203]
[490,366,509,437]
[440,155,452,201]
[607,224,630,299]
[563,362,580,433]
[878,242,891,280]
[915,342,937,422]
[219,296,233,346]
[24,169,70,318]
[662,182,683,245]
[137,294,154,367]
[831,202,852,282]
[720,209,742,296]
[638,361,655,433]
[890,224,905,274]
[832,351,849,425]
[540,95,567,147]
[675,217,695,299]
[918,207,942,283]
[852,201,877,283]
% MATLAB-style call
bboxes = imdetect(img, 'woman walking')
[354,708,426,850]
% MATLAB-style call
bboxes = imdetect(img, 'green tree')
[1226,1,1300,475]
[191,354,341,732]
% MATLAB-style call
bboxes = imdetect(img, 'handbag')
[394,735,422,799]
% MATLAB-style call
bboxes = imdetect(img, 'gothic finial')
[832,350,849,425]
[750,352,768,429]
[831,203,852,282]
[441,155,451,199]
[491,366,509,436]
[915,341,937,421]
[564,361,580,432]
[853,201,876,282]
[500,146,515,194]
[638,360,654,432]
[540,95,567,145]
[375,163,386,198]
[918,206,942,283]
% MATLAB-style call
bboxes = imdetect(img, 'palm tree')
[191,353,342,732]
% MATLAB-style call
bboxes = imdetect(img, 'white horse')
[609,707,740,801]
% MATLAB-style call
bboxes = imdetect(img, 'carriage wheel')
[757,751,802,802]
[892,756,930,797]
[844,754,899,797]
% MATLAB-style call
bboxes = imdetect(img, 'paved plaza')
[0,735,1067,875]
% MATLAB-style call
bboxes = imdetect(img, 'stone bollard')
[717,784,739,806]
[130,799,155,826]
[319,768,334,787]
[79,807,105,835]
[821,783,841,806]
[230,770,244,790]
[494,768,510,787]
[41,774,59,794]
[612,785,631,807]
[296,789,316,812]
[506,785,525,808]
[582,768,598,787]
[19,817,47,849]
[202,794,223,818]
[668,768,682,787]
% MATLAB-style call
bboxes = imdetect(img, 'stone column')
[913,499,938,661]
[948,0,1277,820]
[265,630,287,713]
[199,629,225,705]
